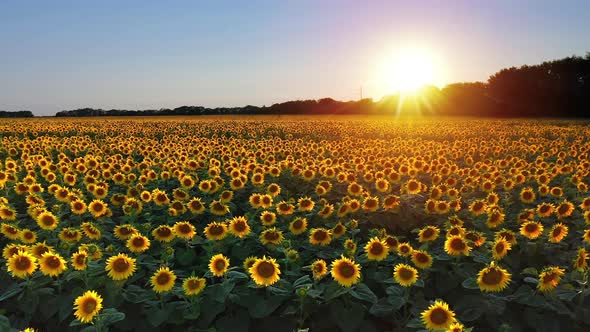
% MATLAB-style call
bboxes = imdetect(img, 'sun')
[378,47,445,95]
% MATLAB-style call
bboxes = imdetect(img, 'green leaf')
[369,300,395,318]
[0,283,22,301]
[293,275,313,289]
[100,308,126,326]
[226,271,249,281]
[521,267,539,276]
[176,248,197,266]
[461,277,480,290]
[146,306,169,327]
[324,282,350,301]
[80,327,97,332]
[248,295,287,318]
[350,283,378,304]
[330,301,365,332]
[555,286,578,302]
[406,317,424,328]
[122,284,152,303]
[206,281,235,303]
[0,315,10,331]
[183,303,201,320]
[523,277,539,285]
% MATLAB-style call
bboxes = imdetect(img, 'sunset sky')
[1,0,588,115]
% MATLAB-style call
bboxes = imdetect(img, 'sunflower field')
[1,116,590,332]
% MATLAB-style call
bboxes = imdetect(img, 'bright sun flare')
[379,47,444,94]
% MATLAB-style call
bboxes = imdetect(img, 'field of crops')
[1,116,590,332]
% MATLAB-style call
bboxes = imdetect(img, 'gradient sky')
[1,1,588,115]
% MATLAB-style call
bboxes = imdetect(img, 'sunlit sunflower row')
[1,117,590,332]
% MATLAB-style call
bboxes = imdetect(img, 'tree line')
[48,53,590,118]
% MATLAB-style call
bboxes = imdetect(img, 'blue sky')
[1,0,588,115]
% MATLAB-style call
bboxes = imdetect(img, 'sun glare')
[378,47,445,95]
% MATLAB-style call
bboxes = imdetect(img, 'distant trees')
[52,53,590,118]
[487,54,590,117]
[0,110,34,118]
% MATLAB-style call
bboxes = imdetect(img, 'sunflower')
[537,266,565,292]
[448,225,467,240]
[81,222,101,240]
[126,234,151,253]
[520,221,544,240]
[248,194,262,208]
[519,187,536,204]
[418,226,440,242]
[260,228,284,245]
[583,229,590,244]
[105,253,137,280]
[331,222,347,239]
[492,237,511,260]
[0,206,17,221]
[411,250,433,269]
[266,183,281,197]
[397,242,413,257]
[29,242,53,259]
[393,263,419,287]
[19,229,37,244]
[477,261,511,292]
[344,239,357,254]
[88,199,108,218]
[59,228,83,244]
[297,197,315,212]
[406,179,423,194]
[6,250,37,278]
[469,200,487,216]
[3,244,28,260]
[71,251,88,270]
[243,256,258,271]
[113,224,138,240]
[330,255,361,287]
[79,244,102,261]
[1,223,20,240]
[152,225,175,242]
[383,235,399,252]
[260,194,273,209]
[364,237,389,261]
[153,190,170,206]
[39,252,67,277]
[555,200,575,219]
[186,197,206,214]
[276,201,295,215]
[36,211,59,230]
[486,207,505,229]
[151,266,177,293]
[495,229,517,245]
[174,221,196,240]
[260,211,277,226]
[536,202,554,218]
[289,217,308,235]
[447,322,464,332]
[548,223,568,243]
[421,300,456,331]
[311,259,328,280]
[309,228,332,246]
[73,290,103,323]
[183,276,206,296]
[249,256,281,287]
[209,254,230,277]
[210,200,230,216]
[444,236,471,256]
[362,196,379,212]
[574,247,589,271]
[204,222,229,241]
[228,216,251,238]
